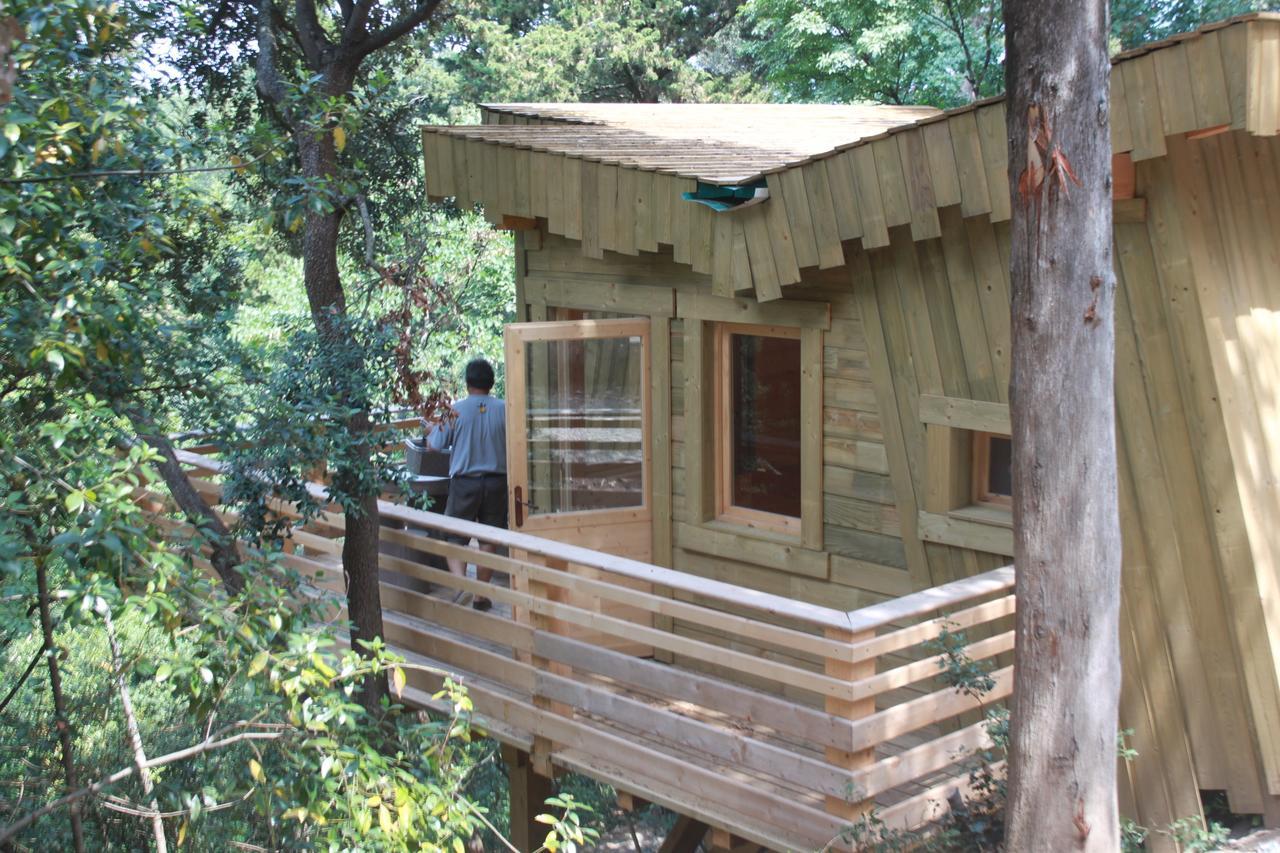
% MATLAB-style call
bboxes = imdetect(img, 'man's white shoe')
[451,589,474,607]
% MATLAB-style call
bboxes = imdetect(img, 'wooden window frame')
[712,322,804,537]
[971,431,1013,508]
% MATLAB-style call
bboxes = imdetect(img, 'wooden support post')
[502,745,554,853]
[825,627,877,820]
[707,827,734,853]
[657,815,709,853]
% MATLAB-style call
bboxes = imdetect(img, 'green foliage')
[535,793,601,853]
[924,622,998,701]
[1111,0,1279,50]
[1121,816,1151,852]
[738,0,1002,107]
[1166,815,1233,852]
[432,0,761,105]
[738,0,1280,108]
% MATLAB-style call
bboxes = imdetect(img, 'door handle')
[512,485,537,526]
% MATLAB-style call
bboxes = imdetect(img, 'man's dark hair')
[465,358,495,392]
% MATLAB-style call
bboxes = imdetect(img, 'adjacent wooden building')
[421,14,1280,839]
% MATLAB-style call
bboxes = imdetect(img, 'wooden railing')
[151,448,1015,851]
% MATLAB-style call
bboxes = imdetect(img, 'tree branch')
[293,0,332,67]
[255,0,290,113]
[125,425,245,594]
[0,152,270,184]
[0,726,285,846]
[103,608,168,853]
[352,0,444,60]
[339,0,372,50]
[0,643,42,716]
[34,554,85,853]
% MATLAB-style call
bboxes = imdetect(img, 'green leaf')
[3,123,18,145]
[63,491,84,512]
[247,650,269,677]
[155,663,172,682]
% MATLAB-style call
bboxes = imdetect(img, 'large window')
[714,323,802,534]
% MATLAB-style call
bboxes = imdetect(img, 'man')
[427,358,506,611]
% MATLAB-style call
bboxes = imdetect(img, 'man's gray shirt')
[427,394,507,477]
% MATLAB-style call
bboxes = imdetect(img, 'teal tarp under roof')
[681,180,769,212]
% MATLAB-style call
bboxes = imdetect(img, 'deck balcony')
[152,447,1014,852]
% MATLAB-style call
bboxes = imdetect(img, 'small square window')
[714,323,802,534]
[972,432,1012,507]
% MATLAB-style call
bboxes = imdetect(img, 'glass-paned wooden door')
[505,318,653,655]
[505,317,651,561]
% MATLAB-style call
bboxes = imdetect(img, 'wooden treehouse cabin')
[156,14,1280,852]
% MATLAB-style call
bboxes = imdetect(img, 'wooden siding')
[425,18,1280,300]
[854,132,1280,825]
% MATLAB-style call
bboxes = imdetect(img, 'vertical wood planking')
[1219,23,1250,130]
[1248,21,1280,135]
[483,143,502,224]
[780,169,820,269]
[742,204,784,301]
[498,145,517,215]
[852,249,932,588]
[896,130,942,241]
[528,151,547,218]
[763,175,803,284]
[450,136,471,207]
[731,219,753,295]
[598,163,619,253]
[635,169,658,253]
[948,111,992,219]
[690,205,715,276]
[513,148,533,218]
[673,178,695,265]
[651,316,674,568]
[1185,30,1233,130]
[937,206,998,402]
[916,238,969,401]
[803,163,846,269]
[580,160,602,259]
[615,168,638,256]
[1113,244,1239,795]
[1164,133,1280,800]
[546,155,566,235]
[1154,43,1199,135]
[872,138,911,228]
[654,174,675,247]
[922,121,961,209]
[851,145,890,249]
[1123,54,1169,161]
[562,158,583,241]
[801,328,824,550]
[962,217,1011,401]
[711,214,735,298]
[1111,68,1135,153]
[974,104,1010,223]
[683,321,710,523]
[825,152,864,242]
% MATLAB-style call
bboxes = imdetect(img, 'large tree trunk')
[1002,2,1122,850]
[297,126,388,714]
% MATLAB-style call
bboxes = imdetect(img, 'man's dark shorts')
[443,473,508,543]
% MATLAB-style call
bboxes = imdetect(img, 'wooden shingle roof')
[421,14,1280,302]
[449,103,942,184]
